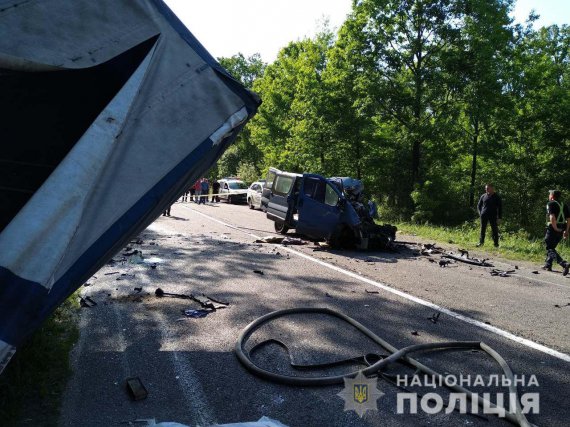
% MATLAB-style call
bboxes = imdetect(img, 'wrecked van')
[264,168,396,250]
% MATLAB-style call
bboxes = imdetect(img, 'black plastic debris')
[531,271,539,274]
[253,270,264,275]
[490,269,515,277]
[439,259,452,268]
[365,289,380,294]
[105,271,120,276]
[554,303,570,308]
[155,288,229,310]
[134,287,142,293]
[428,312,441,324]
[126,377,148,401]
[79,296,97,308]
[411,331,419,336]
[155,288,191,299]
[443,253,493,267]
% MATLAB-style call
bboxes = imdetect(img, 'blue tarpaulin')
[0,0,260,373]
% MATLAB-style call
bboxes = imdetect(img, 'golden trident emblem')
[354,384,368,404]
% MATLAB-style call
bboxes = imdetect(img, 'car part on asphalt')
[155,288,229,310]
[442,253,493,267]
[490,269,516,277]
[428,312,441,324]
[182,309,213,318]
[125,377,148,401]
[235,307,534,427]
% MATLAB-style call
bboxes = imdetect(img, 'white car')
[247,181,266,210]
[218,178,248,204]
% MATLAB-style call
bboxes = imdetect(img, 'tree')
[214,53,267,175]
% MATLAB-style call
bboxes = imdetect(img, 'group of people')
[477,184,569,275]
[179,178,222,204]
[175,178,224,205]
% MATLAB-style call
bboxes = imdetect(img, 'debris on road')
[125,377,148,401]
[155,288,192,299]
[155,288,229,310]
[428,312,441,324]
[193,294,229,310]
[532,271,539,274]
[182,309,214,318]
[365,289,380,294]
[442,253,493,267]
[79,297,97,308]
[255,236,306,245]
[554,303,570,308]
[420,243,444,256]
[253,270,265,275]
[411,330,420,336]
[490,269,515,277]
[134,287,142,293]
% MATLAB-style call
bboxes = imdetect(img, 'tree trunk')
[469,118,480,207]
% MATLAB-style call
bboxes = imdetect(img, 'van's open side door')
[266,173,296,223]
[297,174,343,239]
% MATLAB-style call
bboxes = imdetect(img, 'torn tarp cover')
[0,0,260,373]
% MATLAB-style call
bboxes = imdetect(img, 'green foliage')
[237,162,260,184]
[214,3,569,244]
[217,145,240,178]
[397,221,570,264]
[0,295,79,425]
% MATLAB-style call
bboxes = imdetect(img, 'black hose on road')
[235,307,535,427]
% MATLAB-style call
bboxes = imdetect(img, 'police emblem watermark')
[337,371,385,417]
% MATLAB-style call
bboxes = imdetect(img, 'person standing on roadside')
[212,180,220,202]
[543,190,570,276]
[477,183,502,248]
[198,178,209,205]
[193,180,201,204]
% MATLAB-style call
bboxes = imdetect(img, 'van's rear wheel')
[274,221,289,234]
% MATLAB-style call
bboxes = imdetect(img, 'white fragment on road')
[184,205,570,364]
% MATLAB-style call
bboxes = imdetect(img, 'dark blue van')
[264,168,396,250]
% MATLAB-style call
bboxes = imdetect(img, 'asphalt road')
[59,201,570,427]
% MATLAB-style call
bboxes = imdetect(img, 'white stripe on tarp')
[210,107,248,146]
[184,206,570,364]
[0,340,16,375]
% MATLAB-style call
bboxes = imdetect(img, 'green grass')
[0,294,80,426]
[396,221,570,264]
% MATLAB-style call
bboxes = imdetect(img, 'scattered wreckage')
[261,168,396,250]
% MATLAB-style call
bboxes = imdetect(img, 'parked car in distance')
[247,180,266,210]
[218,178,248,204]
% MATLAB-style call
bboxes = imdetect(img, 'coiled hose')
[235,307,535,427]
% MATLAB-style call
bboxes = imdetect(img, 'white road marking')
[182,205,570,364]
[151,310,217,426]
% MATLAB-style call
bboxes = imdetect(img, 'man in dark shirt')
[543,190,570,275]
[477,184,502,248]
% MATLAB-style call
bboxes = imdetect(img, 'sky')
[164,0,570,63]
